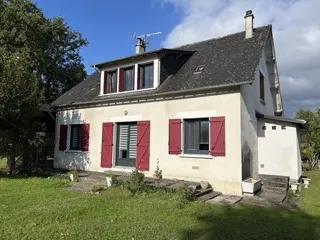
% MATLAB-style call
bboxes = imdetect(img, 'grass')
[0,172,319,240]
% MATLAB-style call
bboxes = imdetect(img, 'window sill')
[64,150,83,153]
[179,154,213,159]
[260,99,266,105]
[98,87,156,97]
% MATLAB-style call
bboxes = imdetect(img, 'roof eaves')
[53,81,251,108]
[256,112,306,127]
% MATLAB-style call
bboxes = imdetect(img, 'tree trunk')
[7,155,15,175]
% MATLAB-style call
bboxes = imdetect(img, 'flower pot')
[303,178,310,188]
[290,183,299,193]
[242,178,261,194]
[106,176,112,187]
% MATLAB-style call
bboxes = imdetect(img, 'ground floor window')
[116,122,137,167]
[70,124,82,150]
[184,118,209,154]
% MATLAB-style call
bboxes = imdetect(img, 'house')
[52,11,304,196]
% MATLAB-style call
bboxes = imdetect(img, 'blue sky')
[35,0,177,74]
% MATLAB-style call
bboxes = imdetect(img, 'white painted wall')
[257,119,301,181]
[240,48,275,180]
[54,92,243,195]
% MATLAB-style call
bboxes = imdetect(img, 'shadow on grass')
[181,205,319,240]
[0,168,68,179]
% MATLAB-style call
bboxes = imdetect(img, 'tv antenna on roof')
[133,31,162,54]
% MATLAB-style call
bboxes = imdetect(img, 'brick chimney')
[244,10,254,39]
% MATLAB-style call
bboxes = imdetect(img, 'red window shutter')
[81,124,90,151]
[118,69,124,92]
[59,125,68,151]
[168,119,181,154]
[101,122,113,168]
[209,117,226,156]
[136,121,150,171]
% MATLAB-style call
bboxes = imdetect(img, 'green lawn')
[0,172,319,240]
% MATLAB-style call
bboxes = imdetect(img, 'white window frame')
[99,59,160,96]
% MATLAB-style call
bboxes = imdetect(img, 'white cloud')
[160,0,320,116]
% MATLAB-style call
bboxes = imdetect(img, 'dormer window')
[104,70,117,94]
[100,59,159,95]
[138,63,154,89]
[120,66,134,92]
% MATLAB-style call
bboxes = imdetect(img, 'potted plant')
[242,178,262,194]
[69,168,80,182]
[153,159,163,179]
[106,171,113,187]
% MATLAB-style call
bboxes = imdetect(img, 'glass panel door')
[116,122,137,167]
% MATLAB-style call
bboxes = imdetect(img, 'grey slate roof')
[53,25,272,107]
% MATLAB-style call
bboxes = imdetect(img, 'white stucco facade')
[257,119,302,181]
[54,32,303,195]
[240,46,302,182]
[240,49,276,180]
[54,91,243,195]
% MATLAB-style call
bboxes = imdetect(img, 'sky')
[35,0,320,117]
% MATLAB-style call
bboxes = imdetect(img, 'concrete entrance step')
[263,181,289,189]
[262,186,288,194]
[259,174,289,184]
[206,195,242,205]
[257,191,287,203]
[196,191,221,202]
[193,188,213,198]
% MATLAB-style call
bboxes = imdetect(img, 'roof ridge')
[173,24,272,49]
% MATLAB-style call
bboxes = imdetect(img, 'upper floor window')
[138,63,154,89]
[260,71,265,102]
[104,70,117,94]
[121,67,134,92]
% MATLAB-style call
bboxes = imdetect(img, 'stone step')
[261,186,288,194]
[206,195,242,205]
[259,174,289,184]
[257,191,287,203]
[193,188,213,198]
[263,181,288,189]
[196,191,221,202]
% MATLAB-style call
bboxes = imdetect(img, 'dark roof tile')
[53,25,271,106]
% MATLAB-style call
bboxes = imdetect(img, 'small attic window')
[194,65,206,74]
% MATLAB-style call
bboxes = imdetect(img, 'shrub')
[91,184,105,193]
[68,168,80,182]
[175,186,195,203]
[126,170,146,195]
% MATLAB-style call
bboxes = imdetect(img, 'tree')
[295,108,320,170]
[0,0,88,103]
[0,0,88,172]
[0,52,42,174]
